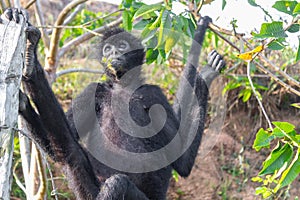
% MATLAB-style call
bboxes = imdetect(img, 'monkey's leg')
[19,90,54,158]
[96,174,149,200]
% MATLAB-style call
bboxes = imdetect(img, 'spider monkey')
[2,8,225,200]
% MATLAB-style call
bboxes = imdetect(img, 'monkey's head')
[99,28,145,79]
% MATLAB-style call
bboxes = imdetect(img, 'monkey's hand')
[2,8,41,79]
[200,50,226,88]
[197,16,212,28]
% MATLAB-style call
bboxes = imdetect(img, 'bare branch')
[34,0,50,51]
[254,60,300,96]
[63,3,84,26]
[0,1,5,13]
[47,0,88,72]
[4,0,10,8]
[58,17,122,59]
[25,0,36,9]
[239,36,300,90]
[56,68,104,77]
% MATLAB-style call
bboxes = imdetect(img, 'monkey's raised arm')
[171,16,225,177]
[173,16,212,116]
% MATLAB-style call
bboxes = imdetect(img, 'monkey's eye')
[103,44,112,54]
[118,40,130,51]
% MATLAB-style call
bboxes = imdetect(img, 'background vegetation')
[0,0,299,199]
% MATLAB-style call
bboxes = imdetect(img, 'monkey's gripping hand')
[200,50,226,88]
[2,8,41,80]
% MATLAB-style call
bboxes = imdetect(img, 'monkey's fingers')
[216,60,226,72]
[4,8,13,21]
[208,50,218,66]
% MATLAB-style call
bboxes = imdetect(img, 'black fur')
[2,8,225,200]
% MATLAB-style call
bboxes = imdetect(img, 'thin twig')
[208,23,240,52]
[247,61,273,130]
[208,22,245,37]
[56,68,103,77]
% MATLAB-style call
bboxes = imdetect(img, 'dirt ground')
[167,108,300,200]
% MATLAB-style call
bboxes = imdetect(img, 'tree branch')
[25,0,36,9]
[56,68,103,77]
[58,17,122,59]
[47,0,88,72]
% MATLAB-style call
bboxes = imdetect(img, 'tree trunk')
[0,14,26,199]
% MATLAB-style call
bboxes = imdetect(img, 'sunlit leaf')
[272,128,285,138]
[293,3,300,14]
[253,22,288,39]
[259,143,293,175]
[291,103,300,109]
[133,3,162,19]
[277,150,300,189]
[236,45,263,61]
[237,52,254,61]
[272,1,298,16]
[253,128,274,151]
[272,122,295,134]
[296,38,300,62]
[165,30,179,53]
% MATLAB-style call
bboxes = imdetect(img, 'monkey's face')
[100,30,145,78]
[102,39,131,71]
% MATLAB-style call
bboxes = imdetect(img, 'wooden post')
[0,14,26,199]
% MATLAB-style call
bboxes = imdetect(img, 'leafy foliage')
[252,122,300,198]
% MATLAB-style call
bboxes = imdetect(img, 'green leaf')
[122,10,132,31]
[156,9,172,49]
[272,122,295,134]
[255,186,267,194]
[291,103,300,109]
[165,30,179,53]
[248,0,258,7]
[287,24,300,33]
[133,20,149,30]
[259,143,293,175]
[253,22,288,39]
[296,38,300,62]
[253,128,274,151]
[277,150,300,189]
[222,0,227,10]
[293,3,300,14]
[272,1,298,16]
[122,0,133,8]
[272,128,285,138]
[267,39,286,50]
[242,89,252,102]
[133,3,162,20]
[145,48,159,64]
